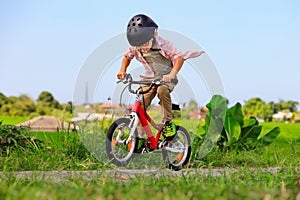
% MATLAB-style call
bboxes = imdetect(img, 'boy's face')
[140,38,153,51]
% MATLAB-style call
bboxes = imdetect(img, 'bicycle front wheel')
[162,126,191,170]
[106,118,138,166]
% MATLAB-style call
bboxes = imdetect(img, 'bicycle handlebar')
[120,74,162,95]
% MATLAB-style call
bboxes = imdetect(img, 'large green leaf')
[257,127,280,147]
[197,118,223,158]
[240,117,258,140]
[224,114,241,146]
[239,125,262,149]
[204,111,211,133]
[197,95,227,158]
[240,124,262,141]
[206,95,227,111]
[227,102,244,126]
[203,95,227,139]
[242,117,259,128]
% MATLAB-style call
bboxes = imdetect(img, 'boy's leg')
[157,85,177,141]
[137,85,157,138]
[157,85,172,122]
[141,84,157,109]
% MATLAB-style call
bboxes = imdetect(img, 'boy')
[117,14,204,142]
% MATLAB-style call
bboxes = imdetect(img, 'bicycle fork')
[114,113,139,146]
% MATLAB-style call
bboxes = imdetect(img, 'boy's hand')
[117,72,126,80]
[162,69,178,83]
[162,74,174,83]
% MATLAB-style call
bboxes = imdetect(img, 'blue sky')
[1,0,299,107]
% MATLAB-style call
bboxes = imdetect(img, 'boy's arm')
[162,56,184,83]
[117,56,131,79]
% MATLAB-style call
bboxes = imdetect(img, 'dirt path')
[1,166,299,182]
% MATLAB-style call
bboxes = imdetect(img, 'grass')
[0,116,29,125]
[1,120,300,199]
[261,122,300,140]
[0,129,105,171]
[0,168,299,199]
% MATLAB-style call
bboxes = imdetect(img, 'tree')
[18,94,36,115]
[242,98,273,121]
[0,94,36,116]
[37,91,60,109]
[277,100,298,112]
[63,101,73,114]
[37,91,55,103]
[268,100,299,114]
[0,92,8,109]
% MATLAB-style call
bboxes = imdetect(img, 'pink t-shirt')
[124,36,203,78]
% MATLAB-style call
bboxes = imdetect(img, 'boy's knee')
[157,86,169,95]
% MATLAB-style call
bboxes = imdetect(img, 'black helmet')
[126,14,158,46]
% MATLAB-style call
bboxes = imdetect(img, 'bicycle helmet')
[126,14,158,46]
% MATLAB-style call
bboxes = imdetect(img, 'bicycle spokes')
[162,126,191,170]
[106,118,138,166]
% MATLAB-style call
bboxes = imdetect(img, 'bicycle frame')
[130,99,163,149]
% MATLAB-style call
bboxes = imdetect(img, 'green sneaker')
[163,121,177,141]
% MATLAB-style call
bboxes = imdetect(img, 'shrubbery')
[0,122,44,156]
[0,91,73,119]
[193,95,280,159]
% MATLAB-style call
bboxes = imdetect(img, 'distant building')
[272,111,293,122]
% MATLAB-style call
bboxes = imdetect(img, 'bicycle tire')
[162,126,191,170]
[106,118,138,166]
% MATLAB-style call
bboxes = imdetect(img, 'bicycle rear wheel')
[106,118,138,166]
[162,126,191,170]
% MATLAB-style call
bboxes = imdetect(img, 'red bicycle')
[106,74,191,170]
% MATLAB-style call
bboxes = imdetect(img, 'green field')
[0,115,29,125]
[262,122,300,140]
[0,119,300,199]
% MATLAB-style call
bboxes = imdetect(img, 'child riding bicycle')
[117,14,205,142]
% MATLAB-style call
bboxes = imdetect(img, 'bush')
[193,95,280,159]
[0,122,44,156]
